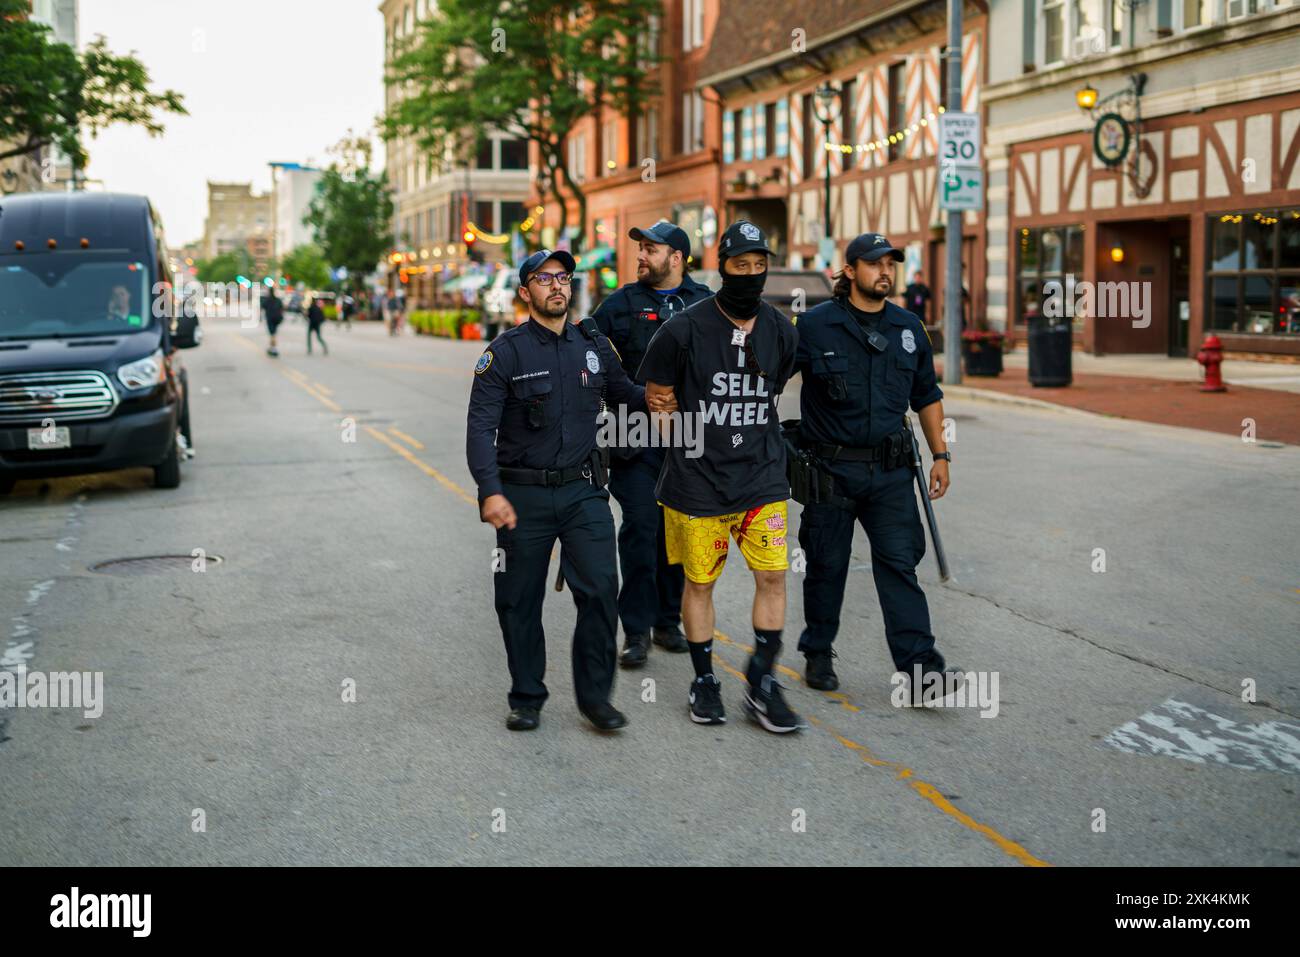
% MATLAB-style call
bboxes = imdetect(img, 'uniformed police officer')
[592,220,713,667]
[792,233,959,696]
[466,250,672,732]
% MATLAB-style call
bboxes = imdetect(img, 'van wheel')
[153,438,182,489]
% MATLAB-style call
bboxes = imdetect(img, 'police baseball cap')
[846,233,904,264]
[518,248,577,285]
[628,220,690,256]
[718,220,772,259]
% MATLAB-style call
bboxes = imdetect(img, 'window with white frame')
[1180,0,1214,28]
[1041,0,1134,65]
[681,91,704,153]
[601,119,618,174]
[567,132,587,184]
[682,0,698,50]
[1226,0,1265,18]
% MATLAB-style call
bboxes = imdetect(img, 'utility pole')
[943,0,963,385]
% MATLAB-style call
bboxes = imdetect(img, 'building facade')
[270,164,323,263]
[702,0,987,332]
[201,181,273,276]
[985,0,1300,356]
[381,0,532,306]
[536,0,725,299]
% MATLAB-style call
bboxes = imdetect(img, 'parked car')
[690,267,835,319]
[0,192,201,493]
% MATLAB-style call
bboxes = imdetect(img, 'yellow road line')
[364,426,477,506]
[388,426,425,450]
[312,381,334,396]
[711,629,1051,867]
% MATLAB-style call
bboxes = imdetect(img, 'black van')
[0,192,200,493]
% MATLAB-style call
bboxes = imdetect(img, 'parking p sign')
[938,111,983,211]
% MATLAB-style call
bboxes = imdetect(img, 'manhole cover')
[90,554,224,576]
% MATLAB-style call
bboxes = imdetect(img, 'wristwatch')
[933,451,952,463]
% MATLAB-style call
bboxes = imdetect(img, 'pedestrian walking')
[637,221,803,733]
[466,250,676,732]
[262,288,284,357]
[591,220,713,668]
[789,233,961,701]
[306,296,329,356]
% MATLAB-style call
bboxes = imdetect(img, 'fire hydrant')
[1196,334,1227,393]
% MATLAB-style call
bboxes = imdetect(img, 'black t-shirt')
[903,283,931,321]
[637,298,797,516]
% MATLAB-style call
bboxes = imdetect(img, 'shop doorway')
[1094,218,1187,353]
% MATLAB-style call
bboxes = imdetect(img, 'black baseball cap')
[718,220,772,259]
[628,220,690,256]
[846,233,904,264]
[517,248,577,285]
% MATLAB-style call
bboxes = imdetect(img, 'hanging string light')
[822,106,946,154]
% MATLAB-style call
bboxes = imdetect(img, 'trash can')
[1028,316,1072,387]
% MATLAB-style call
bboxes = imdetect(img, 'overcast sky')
[80,0,387,246]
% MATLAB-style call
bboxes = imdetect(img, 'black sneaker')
[744,674,803,733]
[688,675,726,724]
[618,632,650,668]
[804,649,839,690]
[652,625,689,653]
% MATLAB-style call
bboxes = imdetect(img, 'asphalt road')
[2,318,1297,866]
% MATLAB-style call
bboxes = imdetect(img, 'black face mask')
[716,268,767,318]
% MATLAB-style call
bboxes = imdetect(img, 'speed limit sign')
[938,112,980,163]
[938,111,983,211]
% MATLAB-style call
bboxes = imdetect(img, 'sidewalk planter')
[961,330,1004,377]
[407,309,482,338]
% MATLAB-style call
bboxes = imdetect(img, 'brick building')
[984,0,1300,356]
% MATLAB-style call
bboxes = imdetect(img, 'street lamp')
[812,81,843,263]
[1076,83,1099,110]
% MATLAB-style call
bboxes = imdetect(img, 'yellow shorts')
[662,501,789,584]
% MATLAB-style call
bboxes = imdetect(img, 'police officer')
[792,233,959,696]
[592,220,712,667]
[466,249,671,732]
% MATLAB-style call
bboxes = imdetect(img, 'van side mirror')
[172,310,202,349]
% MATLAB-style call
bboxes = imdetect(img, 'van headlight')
[117,349,166,390]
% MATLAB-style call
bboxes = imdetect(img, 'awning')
[443,273,489,292]
[574,245,614,270]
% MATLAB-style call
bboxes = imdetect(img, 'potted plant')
[961,322,1004,377]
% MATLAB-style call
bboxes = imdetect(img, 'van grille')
[0,370,118,423]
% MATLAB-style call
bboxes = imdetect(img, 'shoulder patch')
[475,350,493,375]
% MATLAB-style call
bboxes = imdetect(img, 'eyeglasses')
[530,272,572,287]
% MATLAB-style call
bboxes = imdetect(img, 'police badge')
[901,329,916,354]
[585,349,601,374]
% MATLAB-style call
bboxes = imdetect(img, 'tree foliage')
[303,136,394,293]
[0,0,186,169]
[384,0,662,251]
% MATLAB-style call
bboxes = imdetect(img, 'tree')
[279,243,331,291]
[303,135,394,294]
[384,0,662,252]
[0,0,186,171]
[194,250,255,286]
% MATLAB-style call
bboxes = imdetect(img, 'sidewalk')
[935,354,1300,445]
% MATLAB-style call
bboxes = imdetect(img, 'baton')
[555,560,565,592]
[903,416,950,583]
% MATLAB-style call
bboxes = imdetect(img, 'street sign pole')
[944,0,963,386]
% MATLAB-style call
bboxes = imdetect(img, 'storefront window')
[1015,224,1085,327]
[1279,211,1300,269]
[1207,208,1300,335]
